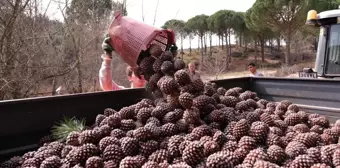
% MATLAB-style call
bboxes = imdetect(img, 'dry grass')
[180,45,316,81]
[201,61,315,81]
[270,62,315,77]
[201,68,277,81]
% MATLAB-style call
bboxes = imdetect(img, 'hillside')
[178,44,316,81]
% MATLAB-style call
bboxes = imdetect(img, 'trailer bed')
[1,77,340,161]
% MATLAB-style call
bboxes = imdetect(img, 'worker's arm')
[99,34,124,91]
[99,54,124,91]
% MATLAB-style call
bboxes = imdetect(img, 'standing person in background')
[99,34,146,91]
[188,61,201,80]
[248,63,264,77]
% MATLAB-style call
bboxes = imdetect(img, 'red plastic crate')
[108,12,175,69]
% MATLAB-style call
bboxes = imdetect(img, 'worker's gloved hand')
[169,44,178,51]
[169,44,178,57]
[102,34,114,54]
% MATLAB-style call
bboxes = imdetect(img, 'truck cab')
[305,8,340,78]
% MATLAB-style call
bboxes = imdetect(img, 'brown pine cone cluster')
[3,47,340,167]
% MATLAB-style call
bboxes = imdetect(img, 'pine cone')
[148,149,170,163]
[290,154,316,168]
[99,136,120,152]
[139,140,159,157]
[250,121,269,144]
[222,141,238,152]
[133,127,152,142]
[238,136,256,150]
[203,140,220,156]
[206,151,238,168]
[253,160,280,168]
[267,145,285,164]
[243,148,269,166]
[119,156,140,168]
[168,135,184,158]
[85,156,103,168]
[232,119,250,140]
[311,163,332,168]
[307,147,321,163]
[120,137,139,156]
[285,141,307,159]
[182,141,204,166]
[321,144,340,165]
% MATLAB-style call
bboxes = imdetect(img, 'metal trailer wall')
[0,89,152,161]
[1,77,340,161]
[250,77,340,122]
[212,77,340,122]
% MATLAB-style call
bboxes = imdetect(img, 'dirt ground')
[181,45,315,81]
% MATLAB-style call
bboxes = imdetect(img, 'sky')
[44,0,256,49]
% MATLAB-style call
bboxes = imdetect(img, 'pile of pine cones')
[1,45,340,168]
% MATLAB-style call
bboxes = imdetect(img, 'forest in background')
[1,0,128,100]
[162,0,339,67]
[0,0,339,100]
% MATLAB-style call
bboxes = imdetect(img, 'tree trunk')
[215,55,218,80]
[254,39,258,63]
[221,34,224,50]
[52,77,57,96]
[209,33,212,56]
[218,35,221,48]
[260,36,265,62]
[198,37,200,51]
[270,39,273,53]
[189,38,192,55]
[239,34,242,47]
[3,26,15,78]
[200,35,204,71]
[76,58,83,93]
[294,40,298,62]
[225,32,229,64]
[276,38,280,50]
[285,26,291,65]
[226,33,228,50]
[228,29,232,63]
[204,33,207,54]
[180,35,184,59]
[254,39,257,52]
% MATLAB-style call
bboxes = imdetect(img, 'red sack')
[108,12,176,69]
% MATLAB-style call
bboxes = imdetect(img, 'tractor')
[301,7,340,78]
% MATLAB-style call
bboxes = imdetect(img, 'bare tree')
[142,0,145,22]
[0,0,130,100]
[152,0,159,26]
[201,55,228,80]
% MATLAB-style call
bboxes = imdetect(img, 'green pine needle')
[51,116,86,142]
